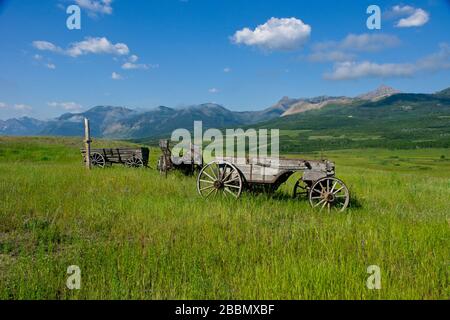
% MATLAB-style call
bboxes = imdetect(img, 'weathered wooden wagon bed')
[81,147,149,168]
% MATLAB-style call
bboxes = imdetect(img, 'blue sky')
[0,0,449,119]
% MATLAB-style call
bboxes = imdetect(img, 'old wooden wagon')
[197,157,350,212]
[157,140,202,175]
[157,139,349,211]
[81,147,149,168]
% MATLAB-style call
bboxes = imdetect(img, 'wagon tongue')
[326,192,335,202]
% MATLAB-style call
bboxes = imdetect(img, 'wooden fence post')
[84,118,92,169]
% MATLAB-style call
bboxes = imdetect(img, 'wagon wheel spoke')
[204,188,216,199]
[222,167,233,183]
[198,165,217,196]
[218,165,228,181]
[330,182,337,194]
[224,187,239,198]
[312,181,324,194]
[208,164,218,180]
[332,201,346,212]
[319,199,328,211]
[223,176,240,184]
[332,183,349,211]
[223,184,240,189]
[200,185,215,192]
[213,163,221,179]
[293,179,309,198]
[333,186,344,195]
[313,198,327,208]
[201,170,215,182]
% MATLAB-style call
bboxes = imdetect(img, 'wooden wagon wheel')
[90,152,106,168]
[125,156,144,168]
[197,161,243,199]
[309,177,349,212]
[293,179,309,198]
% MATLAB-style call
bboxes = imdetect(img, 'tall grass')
[0,137,448,299]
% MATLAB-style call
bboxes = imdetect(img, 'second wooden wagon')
[81,147,150,168]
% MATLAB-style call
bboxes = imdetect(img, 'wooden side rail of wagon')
[157,139,202,175]
[80,147,149,168]
[196,157,350,212]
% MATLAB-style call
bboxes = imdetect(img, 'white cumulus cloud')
[48,101,83,111]
[32,41,63,54]
[324,43,450,80]
[66,37,129,57]
[231,17,311,51]
[122,62,149,70]
[389,5,430,28]
[208,88,219,93]
[0,103,33,113]
[33,37,129,57]
[416,43,450,70]
[339,33,400,51]
[325,61,415,80]
[129,55,139,63]
[14,104,32,111]
[308,51,356,63]
[111,72,123,80]
[308,33,400,62]
[75,0,113,16]
[121,55,158,70]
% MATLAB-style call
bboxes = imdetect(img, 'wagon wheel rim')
[197,161,243,199]
[90,152,105,168]
[293,179,309,198]
[126,156,144,168]
[309,177,349,212]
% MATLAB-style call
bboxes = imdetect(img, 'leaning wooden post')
[84,118,92,169]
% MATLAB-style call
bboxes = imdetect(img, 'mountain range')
[1,85,449,140]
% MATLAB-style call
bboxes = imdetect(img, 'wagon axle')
[213,180,224,189]
[326,192,335,202]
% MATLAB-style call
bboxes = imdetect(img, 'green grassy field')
[0,137,449,299]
